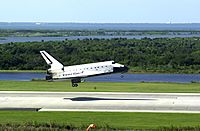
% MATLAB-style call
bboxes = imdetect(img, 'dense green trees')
[0,37,200,73]
[0,29,200,37]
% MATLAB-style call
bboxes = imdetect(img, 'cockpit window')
[112,62,115,64]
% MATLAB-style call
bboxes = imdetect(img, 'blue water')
[0,72,199,83]
[1,34,200,44]
[0,72,44,81]
[87,74,200,83]
[1,23,200,30]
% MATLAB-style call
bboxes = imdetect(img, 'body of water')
[0,72,199,83]
[1,23,200,30]
[1,34,200,44]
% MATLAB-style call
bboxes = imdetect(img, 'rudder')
[40,51,63,70]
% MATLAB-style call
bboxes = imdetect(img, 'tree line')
[0,37,200,73]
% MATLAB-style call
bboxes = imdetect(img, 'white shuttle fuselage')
[40,51,128,87]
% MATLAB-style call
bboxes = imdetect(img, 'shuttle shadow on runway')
[64,97,156,101]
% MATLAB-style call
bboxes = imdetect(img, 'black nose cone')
[123,66,129,72]
[113,66,129,73]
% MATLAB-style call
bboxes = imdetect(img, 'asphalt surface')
[1,91,200,113]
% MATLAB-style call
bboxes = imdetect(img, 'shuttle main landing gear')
[72,83,79,87]
[71,79,81,87]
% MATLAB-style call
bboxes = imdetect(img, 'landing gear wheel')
[72,83,78,87]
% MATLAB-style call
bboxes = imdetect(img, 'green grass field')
[0,111,200,130]
[0,80,200,93]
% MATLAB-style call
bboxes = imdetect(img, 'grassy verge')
[0,81,200,93]
[0,111,200,130]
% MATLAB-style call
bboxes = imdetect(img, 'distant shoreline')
[0,22,200,30]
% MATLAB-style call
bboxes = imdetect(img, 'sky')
[0,0,199,23]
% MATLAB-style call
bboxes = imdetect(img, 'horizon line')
[0,22,200,24]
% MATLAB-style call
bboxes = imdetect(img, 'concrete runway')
[1,91,200,113]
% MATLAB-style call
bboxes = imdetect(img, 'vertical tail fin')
[40,51,63,70]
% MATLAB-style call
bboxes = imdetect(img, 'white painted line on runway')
[39,109,200,113]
